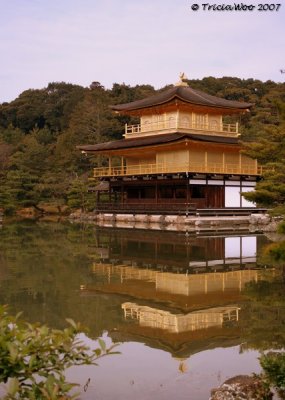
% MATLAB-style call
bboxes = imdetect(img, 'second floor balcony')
[93,161,261,178]
[124,117,239,138]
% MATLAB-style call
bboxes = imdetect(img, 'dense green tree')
[4,170,40,207]
[1,89,47,132]
[242,101,285,213]
[0,125,25,145]
[67,177,96,211]
[42,82,86,132]
[9,135,49,173]
[0,82,86,134]
[0,130,52,211]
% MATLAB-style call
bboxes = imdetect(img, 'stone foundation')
[69,210,280,232]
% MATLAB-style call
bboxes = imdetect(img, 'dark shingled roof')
[110,85,253,112]
[77,132,239,153]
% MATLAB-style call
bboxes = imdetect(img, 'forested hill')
[0,77,284,214]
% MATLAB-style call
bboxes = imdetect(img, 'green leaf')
[29,354,36,369]
[7,343,18,362]
[7,377,20,395]
[0,308,119,398]
[98,338,106,352]
[66,318,78,330]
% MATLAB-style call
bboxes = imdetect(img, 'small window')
[169,116,175,128]
[182,117,190,128]
[195,114,207,129]
[210,120,218,131]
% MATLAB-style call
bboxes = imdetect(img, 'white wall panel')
[242,236,256,258]
[225,237,241,258]
[225,186,240,207]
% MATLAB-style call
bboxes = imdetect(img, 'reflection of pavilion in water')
[86,229,273,358]
[122,302,240,333]
[96,264,259,357]
[89,230,269,309]
[91,263,261,298]
[94,228,264,272]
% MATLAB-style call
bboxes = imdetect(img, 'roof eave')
[77,133,240,155]
[110,95,253,114]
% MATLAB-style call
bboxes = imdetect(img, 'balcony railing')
[125,118,239,138]
[93,162,262,178]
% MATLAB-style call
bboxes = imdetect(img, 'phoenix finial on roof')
[175,72,188,87]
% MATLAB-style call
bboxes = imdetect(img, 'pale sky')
[0,0,284,103]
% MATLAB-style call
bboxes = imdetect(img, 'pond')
[0,220,284,399]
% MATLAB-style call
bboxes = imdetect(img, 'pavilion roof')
[77,132,239,153]
[110,85,253,113]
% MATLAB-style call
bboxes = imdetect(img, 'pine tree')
[243,101,285,214]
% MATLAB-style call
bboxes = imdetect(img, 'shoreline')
[1,209,282,234]
[69,211,282,233]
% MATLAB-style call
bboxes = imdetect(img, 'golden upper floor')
[78,77,256,178]
[124,111,239,138]
[89,137,260,178]
[111,77,252,139]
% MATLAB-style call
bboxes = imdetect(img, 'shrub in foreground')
[260,352,285,398]
[0,306,119,399]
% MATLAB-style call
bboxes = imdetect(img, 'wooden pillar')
[155,180,158,204]
[176,109,179,129]
[108,157,111,175]
[206,179,209,208]
[205,151,208,172]
[186,177,190,211]
[97,190,100,207]
[222,152,225,173]
[186,240,189,266]
[108,183,111,203]
[121,157,124,175]
[219,186,223,208]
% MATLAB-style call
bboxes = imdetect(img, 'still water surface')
[0,221,284,399]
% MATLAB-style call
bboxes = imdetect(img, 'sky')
[0,0,284,103]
